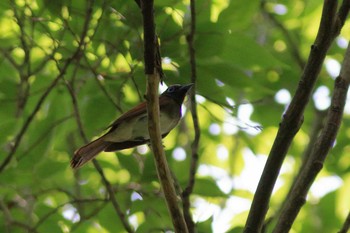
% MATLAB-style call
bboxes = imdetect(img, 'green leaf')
[42,0,64,17]
[97,203,126,233]
[221,34,286,70]
[197,217,214,233]
[194,178,226,197]
[227,226,245,233]
[195,22,226,57]
[218,0,260,31]
[117,154,141,177]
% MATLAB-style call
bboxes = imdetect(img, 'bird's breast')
[130,111,180,140]
[159,111,180,134]
[104,105,181,143]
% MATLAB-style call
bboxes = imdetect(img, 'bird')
[71,83,194,169]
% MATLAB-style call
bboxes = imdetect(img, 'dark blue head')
[161,84,194,105]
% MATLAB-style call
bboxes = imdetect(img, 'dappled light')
[1,0,350,233]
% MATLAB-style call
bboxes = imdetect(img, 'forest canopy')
[0,0,350,232]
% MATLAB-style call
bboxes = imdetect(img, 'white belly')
[104,112,179,142]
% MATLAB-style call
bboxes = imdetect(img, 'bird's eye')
[168,86,176,92]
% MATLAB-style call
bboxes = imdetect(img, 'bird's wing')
[107,95,179,132]
[107,101,148,132]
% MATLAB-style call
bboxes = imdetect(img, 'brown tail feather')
[71,137,110,169]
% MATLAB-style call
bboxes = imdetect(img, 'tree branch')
[92,160,135,233]
[141,0,155,75]
[17,115,73,161]
[338,211,350,233]
[62,2,134,231]
[0,0,95,173]
[273,109,326,222]
[0,63,64,173]
[141,0,188,232]
[34,198,107,230]
[182,0,200,232]
[272,38,350,233]
[243,0,349,232]
[0,198,39,233]
[66,80,135,233]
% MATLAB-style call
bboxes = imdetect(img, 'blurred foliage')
[0,0,349,232]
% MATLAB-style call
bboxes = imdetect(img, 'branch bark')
[274,109,326,221]
[141,1,188,232]
[244,1,350,232]
[272,37,350,233]
[338,211,350,233]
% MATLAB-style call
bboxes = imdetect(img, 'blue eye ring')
[167,86,176,92]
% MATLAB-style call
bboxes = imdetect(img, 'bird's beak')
[181,83,194,93]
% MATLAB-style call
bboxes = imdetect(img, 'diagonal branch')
[0,0,94,173]
[272,36,350,233]
[17,115,73,161]
[338,211,350,233]
[243,0,350,232]
[92,160,135,233]
[34,198,107,230]
[0,61,66,173]
[274,109,326,221]
[65,80,135,233]
[64,5,134,230]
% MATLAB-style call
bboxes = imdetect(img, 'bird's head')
[161,83,194,105]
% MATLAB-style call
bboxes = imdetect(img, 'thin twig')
[0,0,94,172]
[12,2,30,117]
[182,0,200,232]
[0,199,39,233]
[92,160,135,232]
[17,115,74,160]
[66,72,135,233]
[34,198,107,230]
[0,64,65,173]
[70,201,109,231]
[0,47,20,69]
[0,199,13,232]
[66,1,134,231]
[82,54,124,113]
[261,2,305,69]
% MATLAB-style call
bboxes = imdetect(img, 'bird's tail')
[71,137,110,169]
